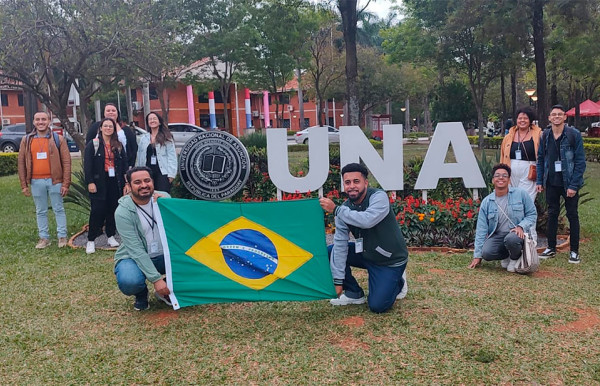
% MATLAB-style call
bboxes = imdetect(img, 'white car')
[294,125,339,144]
[167,123,206,148]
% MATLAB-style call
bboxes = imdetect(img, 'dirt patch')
[531,269,565,279]
[146,310,179,327]
[339,316,365,328]
[551,308,600,333]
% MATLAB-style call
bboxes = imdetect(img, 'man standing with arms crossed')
[536,105,586,263]
[18,111,71,249]
[319,163,408,313]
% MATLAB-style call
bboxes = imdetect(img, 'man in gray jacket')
[319,163,409,313]
[114,166,171,311]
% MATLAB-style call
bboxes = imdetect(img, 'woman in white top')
[136,112,177,192]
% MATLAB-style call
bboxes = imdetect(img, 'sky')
[364,0,399,19]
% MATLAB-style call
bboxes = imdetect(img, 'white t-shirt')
[135,200,163,257]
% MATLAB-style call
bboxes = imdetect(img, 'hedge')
[0,153,18,176]
[287,140,383,152]
[583,137,600,145]
[584,144,600,162]
[467,136,503,148]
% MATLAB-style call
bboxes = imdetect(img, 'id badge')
[150,156,157,165]
[36,152,47,160]
[515,150,522,160]
[108,167,115,177]
[150,241,159,254]
[554,161,562,172]
[355,238,364,253]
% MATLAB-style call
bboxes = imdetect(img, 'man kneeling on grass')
[114,166,171,311]
[319,163,408,313]
[469,163,537,272]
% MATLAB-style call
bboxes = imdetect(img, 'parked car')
[294,125,339,144]
[167,123,206,148]
[0,123,78,152]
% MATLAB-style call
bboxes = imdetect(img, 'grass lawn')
[1,153,599,384]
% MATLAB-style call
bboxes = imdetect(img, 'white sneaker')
[507,259,517,273]
[86,241,96,254]
[107,236,120,247]
[501,258,510,269]
[154,292,172,306]
[396,271,408,300]
[330,293,366,306]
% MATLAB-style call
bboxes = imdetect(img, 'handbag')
[496,201,539,274]
[527,164,536,181]
[515,232,539,274]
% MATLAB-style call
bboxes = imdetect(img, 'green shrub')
[238,132,267,149]
[404,132,429,138]
[583,137,600,145]
[584,144,600,162]
[0,153,18,176]
[467,136,503,149]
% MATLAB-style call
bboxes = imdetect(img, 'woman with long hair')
[86,103,137,168]
[136,112,177,192]
[84,118,128,254]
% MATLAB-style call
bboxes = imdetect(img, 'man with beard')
[113,166,171,311]
[319,163,409,313]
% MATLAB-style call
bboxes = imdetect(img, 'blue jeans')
[30,178,67,239]
[328,243,407,313]
[114,256,166,300]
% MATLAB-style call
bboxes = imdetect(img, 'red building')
[0,86,27,126]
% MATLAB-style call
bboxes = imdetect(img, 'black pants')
[88,174,120,241]
[148,163,171,193]
[545,184,580,252]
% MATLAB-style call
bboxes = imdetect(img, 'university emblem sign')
[178,131,250,200]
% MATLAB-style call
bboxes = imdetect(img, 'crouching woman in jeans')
[84,118,128,254]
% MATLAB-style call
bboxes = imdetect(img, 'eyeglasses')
[493,173,509,178]
[550,113,564,117]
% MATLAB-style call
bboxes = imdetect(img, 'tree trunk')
[221,84,231,133]
[338,0,359,126]
[511,67,517,122]
[500,70,507,132]
[532,0,548,127]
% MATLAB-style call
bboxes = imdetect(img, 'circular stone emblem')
[178,131,250,200]
[220,229,278,279]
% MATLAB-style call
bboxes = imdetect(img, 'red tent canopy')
[566,99,600,117]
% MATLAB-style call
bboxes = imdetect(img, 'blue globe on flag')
[220,229,279,279]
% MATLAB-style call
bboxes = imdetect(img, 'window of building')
[18,93,24,107]
[302,93,309,103]
[198,91,226,103]
[328,117,334,127]
[130,89,137,102]
[304,118,310,127]
[1,94,8,107]
[282,119,291,128]
[279,94,290,105]
[149,86,158,100]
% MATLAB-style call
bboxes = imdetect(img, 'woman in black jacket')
[85,103,137,168]
[84,118,128,254]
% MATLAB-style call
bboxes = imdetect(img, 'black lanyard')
[135,201,157,232]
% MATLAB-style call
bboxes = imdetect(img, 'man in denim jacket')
[536,104,586,263]
[469,164,537,272]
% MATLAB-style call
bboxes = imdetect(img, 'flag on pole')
[157,198,336,309]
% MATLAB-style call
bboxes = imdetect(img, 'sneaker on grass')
[396,271,408,300]
[540,248,556,259]
[506,259,518,273]
[501,258,510,269]
[568,251,581,264]
[58,237,68,248]
[134,296,150,311]
[330,293,366,306]
[35,239,51,249]
[154,292,172,306]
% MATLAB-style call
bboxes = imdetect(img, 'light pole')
[525,88,536,106]
[400,106,406,133]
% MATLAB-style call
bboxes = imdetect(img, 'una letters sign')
[266,122,486,193]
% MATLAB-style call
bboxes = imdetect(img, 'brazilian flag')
[157,198,336,309]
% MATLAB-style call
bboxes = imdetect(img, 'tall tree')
[338,0,364,126]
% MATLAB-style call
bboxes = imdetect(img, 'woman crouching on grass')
[135,112,177,193]
[84,118,128,254]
